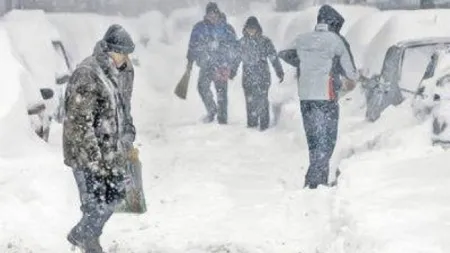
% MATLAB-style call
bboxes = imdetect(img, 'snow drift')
[0,26,44,158]
[2,10,62,90]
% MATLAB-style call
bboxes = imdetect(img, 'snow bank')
[0,26,43,157]
[243,5,379,49]
[345,10,394,67]
[136,11,168,44]
[2,10,61,90]
[165,7,202,45]
[47,13,141,64]
[332,5,380,35]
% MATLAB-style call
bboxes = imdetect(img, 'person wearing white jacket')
[280,5,360,189]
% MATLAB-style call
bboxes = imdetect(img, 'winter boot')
[83,238,104,253]
[202,113,215,123]
[67,224,84,248]
[67,227,103,253]
[217,107,228,125]
[218,117,228,125]
[304,168,329,189]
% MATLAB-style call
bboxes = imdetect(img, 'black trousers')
[69,167,125,240]
[300,100,339,188]
[243,66,271,130]
[198,67,228,124]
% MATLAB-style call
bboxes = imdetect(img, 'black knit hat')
[206,2,220,14]
[102,24,135,54]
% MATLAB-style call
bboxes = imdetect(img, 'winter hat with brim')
[243,16,263,35]
[317,5,344,33]
[206,2,220,14]
[102,24,135,54]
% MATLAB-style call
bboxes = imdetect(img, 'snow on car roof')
[395,37,450,48]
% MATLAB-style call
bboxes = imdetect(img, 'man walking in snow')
[186,2,238,124]
[280,5,359,189]
[230,16,284,131]
[63,24,137,253]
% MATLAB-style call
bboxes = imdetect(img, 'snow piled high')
[0,5,450,253]
[0,26,45,158]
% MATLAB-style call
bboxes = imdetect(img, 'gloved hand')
[342,78,356,92]
[88,161,103,174]
[214,66,231,82]
[358,68,371,83]
[128,147,140,163]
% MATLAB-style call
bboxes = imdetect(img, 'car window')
[381,46,402,82]
[422,53,439,80]
[399,44,448,93]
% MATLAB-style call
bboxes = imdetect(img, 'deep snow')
[0,5,450,253]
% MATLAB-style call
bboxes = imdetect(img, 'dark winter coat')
[187,14,237,70]
[93,41,136,150]
[232,17,284,86]
[63,41,129,175]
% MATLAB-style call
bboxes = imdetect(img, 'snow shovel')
[174,69,191,100]
[115,157,147,214]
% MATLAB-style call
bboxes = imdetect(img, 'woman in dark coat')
[231,16,284,131]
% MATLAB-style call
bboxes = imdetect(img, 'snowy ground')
[1,5,450,253]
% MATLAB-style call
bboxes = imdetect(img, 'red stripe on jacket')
[328,75,336,100]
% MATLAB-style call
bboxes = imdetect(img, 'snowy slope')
[0,6,450,253]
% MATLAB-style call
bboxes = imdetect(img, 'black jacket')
[232,16,284,81]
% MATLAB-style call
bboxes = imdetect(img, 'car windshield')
[52,41,71,80]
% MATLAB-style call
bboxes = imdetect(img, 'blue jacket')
[187,16,237,69]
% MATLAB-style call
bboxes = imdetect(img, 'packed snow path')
[3,99,450,253]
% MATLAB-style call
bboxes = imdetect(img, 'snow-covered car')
[409,47,450,146]
[30,39,72,141]
[411,49,449,119]
[3,10,73,141]
[361,37,450,122]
